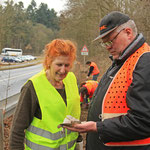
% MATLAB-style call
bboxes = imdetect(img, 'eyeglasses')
[101,28,125,47]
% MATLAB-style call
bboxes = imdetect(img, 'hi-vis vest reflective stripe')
[25,126,76,150]
[26,138,76,150]
[25,70,80,150]
[90,62,100,75]
[102,43,150,146]
[83,80,98,98]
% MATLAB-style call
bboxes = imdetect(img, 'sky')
[1,0,67,14]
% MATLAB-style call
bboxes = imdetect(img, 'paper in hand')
[58,115,81,128]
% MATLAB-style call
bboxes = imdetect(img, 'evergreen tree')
[35,3,59,30]
[26,0,37,22]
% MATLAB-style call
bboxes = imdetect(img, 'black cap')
[93,11,130,41]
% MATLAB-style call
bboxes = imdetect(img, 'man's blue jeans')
[92,73,99,81]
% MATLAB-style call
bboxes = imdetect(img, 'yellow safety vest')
[25,70,80,150]
[102,43,150,146]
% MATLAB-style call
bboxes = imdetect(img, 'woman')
[9,39,81,150]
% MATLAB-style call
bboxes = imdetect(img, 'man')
[80,80,98,108]
[86,61,100,81]
[62,11,150,150]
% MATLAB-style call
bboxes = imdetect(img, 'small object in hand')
[57,121,81,128]
[57,123,73,128]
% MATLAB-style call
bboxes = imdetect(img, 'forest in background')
[0,0,150,74]
[0,0,59,55]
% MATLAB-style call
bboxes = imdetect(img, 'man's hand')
[60,121,97,133]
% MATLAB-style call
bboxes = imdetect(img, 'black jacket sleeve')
[97,53,150,143]
[87,66,94,76]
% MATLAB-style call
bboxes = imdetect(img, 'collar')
[112,33,145,65]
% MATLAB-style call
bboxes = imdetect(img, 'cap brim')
[92,26,118,42]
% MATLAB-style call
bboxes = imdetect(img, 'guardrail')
[0,93,20,150]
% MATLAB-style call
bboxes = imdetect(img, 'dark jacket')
[86,34,150,150]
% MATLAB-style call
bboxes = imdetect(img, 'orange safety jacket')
[83,80,98,98]
[102,43,150,146]
[90,62,100,75]
[80,80,98,102]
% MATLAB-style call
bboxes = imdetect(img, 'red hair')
[43,39,77,70]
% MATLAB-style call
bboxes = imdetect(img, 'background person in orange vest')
[80,80,98,108]
[62,11,150,150]
[86,61,100,81]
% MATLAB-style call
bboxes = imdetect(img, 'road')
[0,64,42,101]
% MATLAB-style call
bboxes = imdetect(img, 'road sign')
[81,45,88,55]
